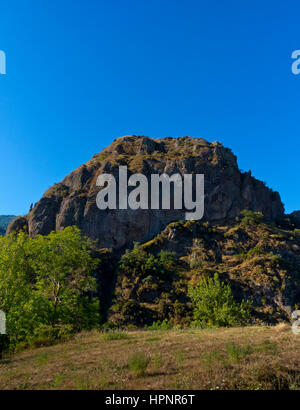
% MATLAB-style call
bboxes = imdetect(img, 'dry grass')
[1,324,300,390]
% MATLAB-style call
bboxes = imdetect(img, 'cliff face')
[7,136,284,249]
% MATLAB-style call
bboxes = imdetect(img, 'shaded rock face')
[17,136,284,249]
[6,216,28,235]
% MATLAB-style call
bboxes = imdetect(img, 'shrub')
[100,330,128,341]
[189,258,203,270]
[27,324,74,348]
[145,319,172,330]
[118,246,177,281]
[100,321,117,331]
[235,246,265,260]
[152,352,164,370]
[128,352,150,377]
[226,342,253,363]
[119,299,146,323]
[240,210,264,226]
[247,246,264,258]
[188,273,252,328]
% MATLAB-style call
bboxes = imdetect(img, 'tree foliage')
[188,273,252,328]
[119,245,177,280]
[0,227,100,349]
[240,210,264,226]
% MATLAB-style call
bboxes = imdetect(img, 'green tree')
[30,227,100,330]
[0,232,36,343]
[240,210,264,226]
[0,227,100,349]
[119,246,176,280]
[188,273,252,328]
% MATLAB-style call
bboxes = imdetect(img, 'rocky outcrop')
[6,216,28,235]
[111,217,300,325]
[13,136,284,249]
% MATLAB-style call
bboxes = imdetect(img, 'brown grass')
[1,325,300,390]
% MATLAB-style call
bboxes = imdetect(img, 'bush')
[240,210,264,226]
[100,321,117,331]
[226,342,253,363]
[119,246,177,280]
[235,246,265,260]
[145,319,172,330]
[99,329,128,341]
[128,352,150,377]
[26,324,74,348]
[188,273,252,328]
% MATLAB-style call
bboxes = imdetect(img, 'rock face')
[10,136,284,249]
[6,216,28,235]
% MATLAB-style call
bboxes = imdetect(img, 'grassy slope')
[1,325,300,390]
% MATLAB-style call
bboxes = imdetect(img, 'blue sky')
[0,0,299,215]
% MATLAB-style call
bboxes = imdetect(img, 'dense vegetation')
[188,273,252,327]
[109,211,300,326]
[0,227,100,351]
[111,244,189,326]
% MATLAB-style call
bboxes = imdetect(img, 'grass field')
[1,324,300,390]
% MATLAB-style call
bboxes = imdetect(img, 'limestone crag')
[7,136,284,249]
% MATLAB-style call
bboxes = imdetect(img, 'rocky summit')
[7,136,284,250]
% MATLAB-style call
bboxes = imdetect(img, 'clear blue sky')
[0,0,299,215]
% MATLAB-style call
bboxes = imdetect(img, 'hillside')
[0,325,299,390]
[4,136,300,326]
[108,214,300,326]
[0,215,16,236]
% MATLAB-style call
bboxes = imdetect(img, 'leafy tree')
[29,227,100,330]
[0,227,100,349]
[188,273,252,328]
[0,232,36,343]
[119,246,177,280]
